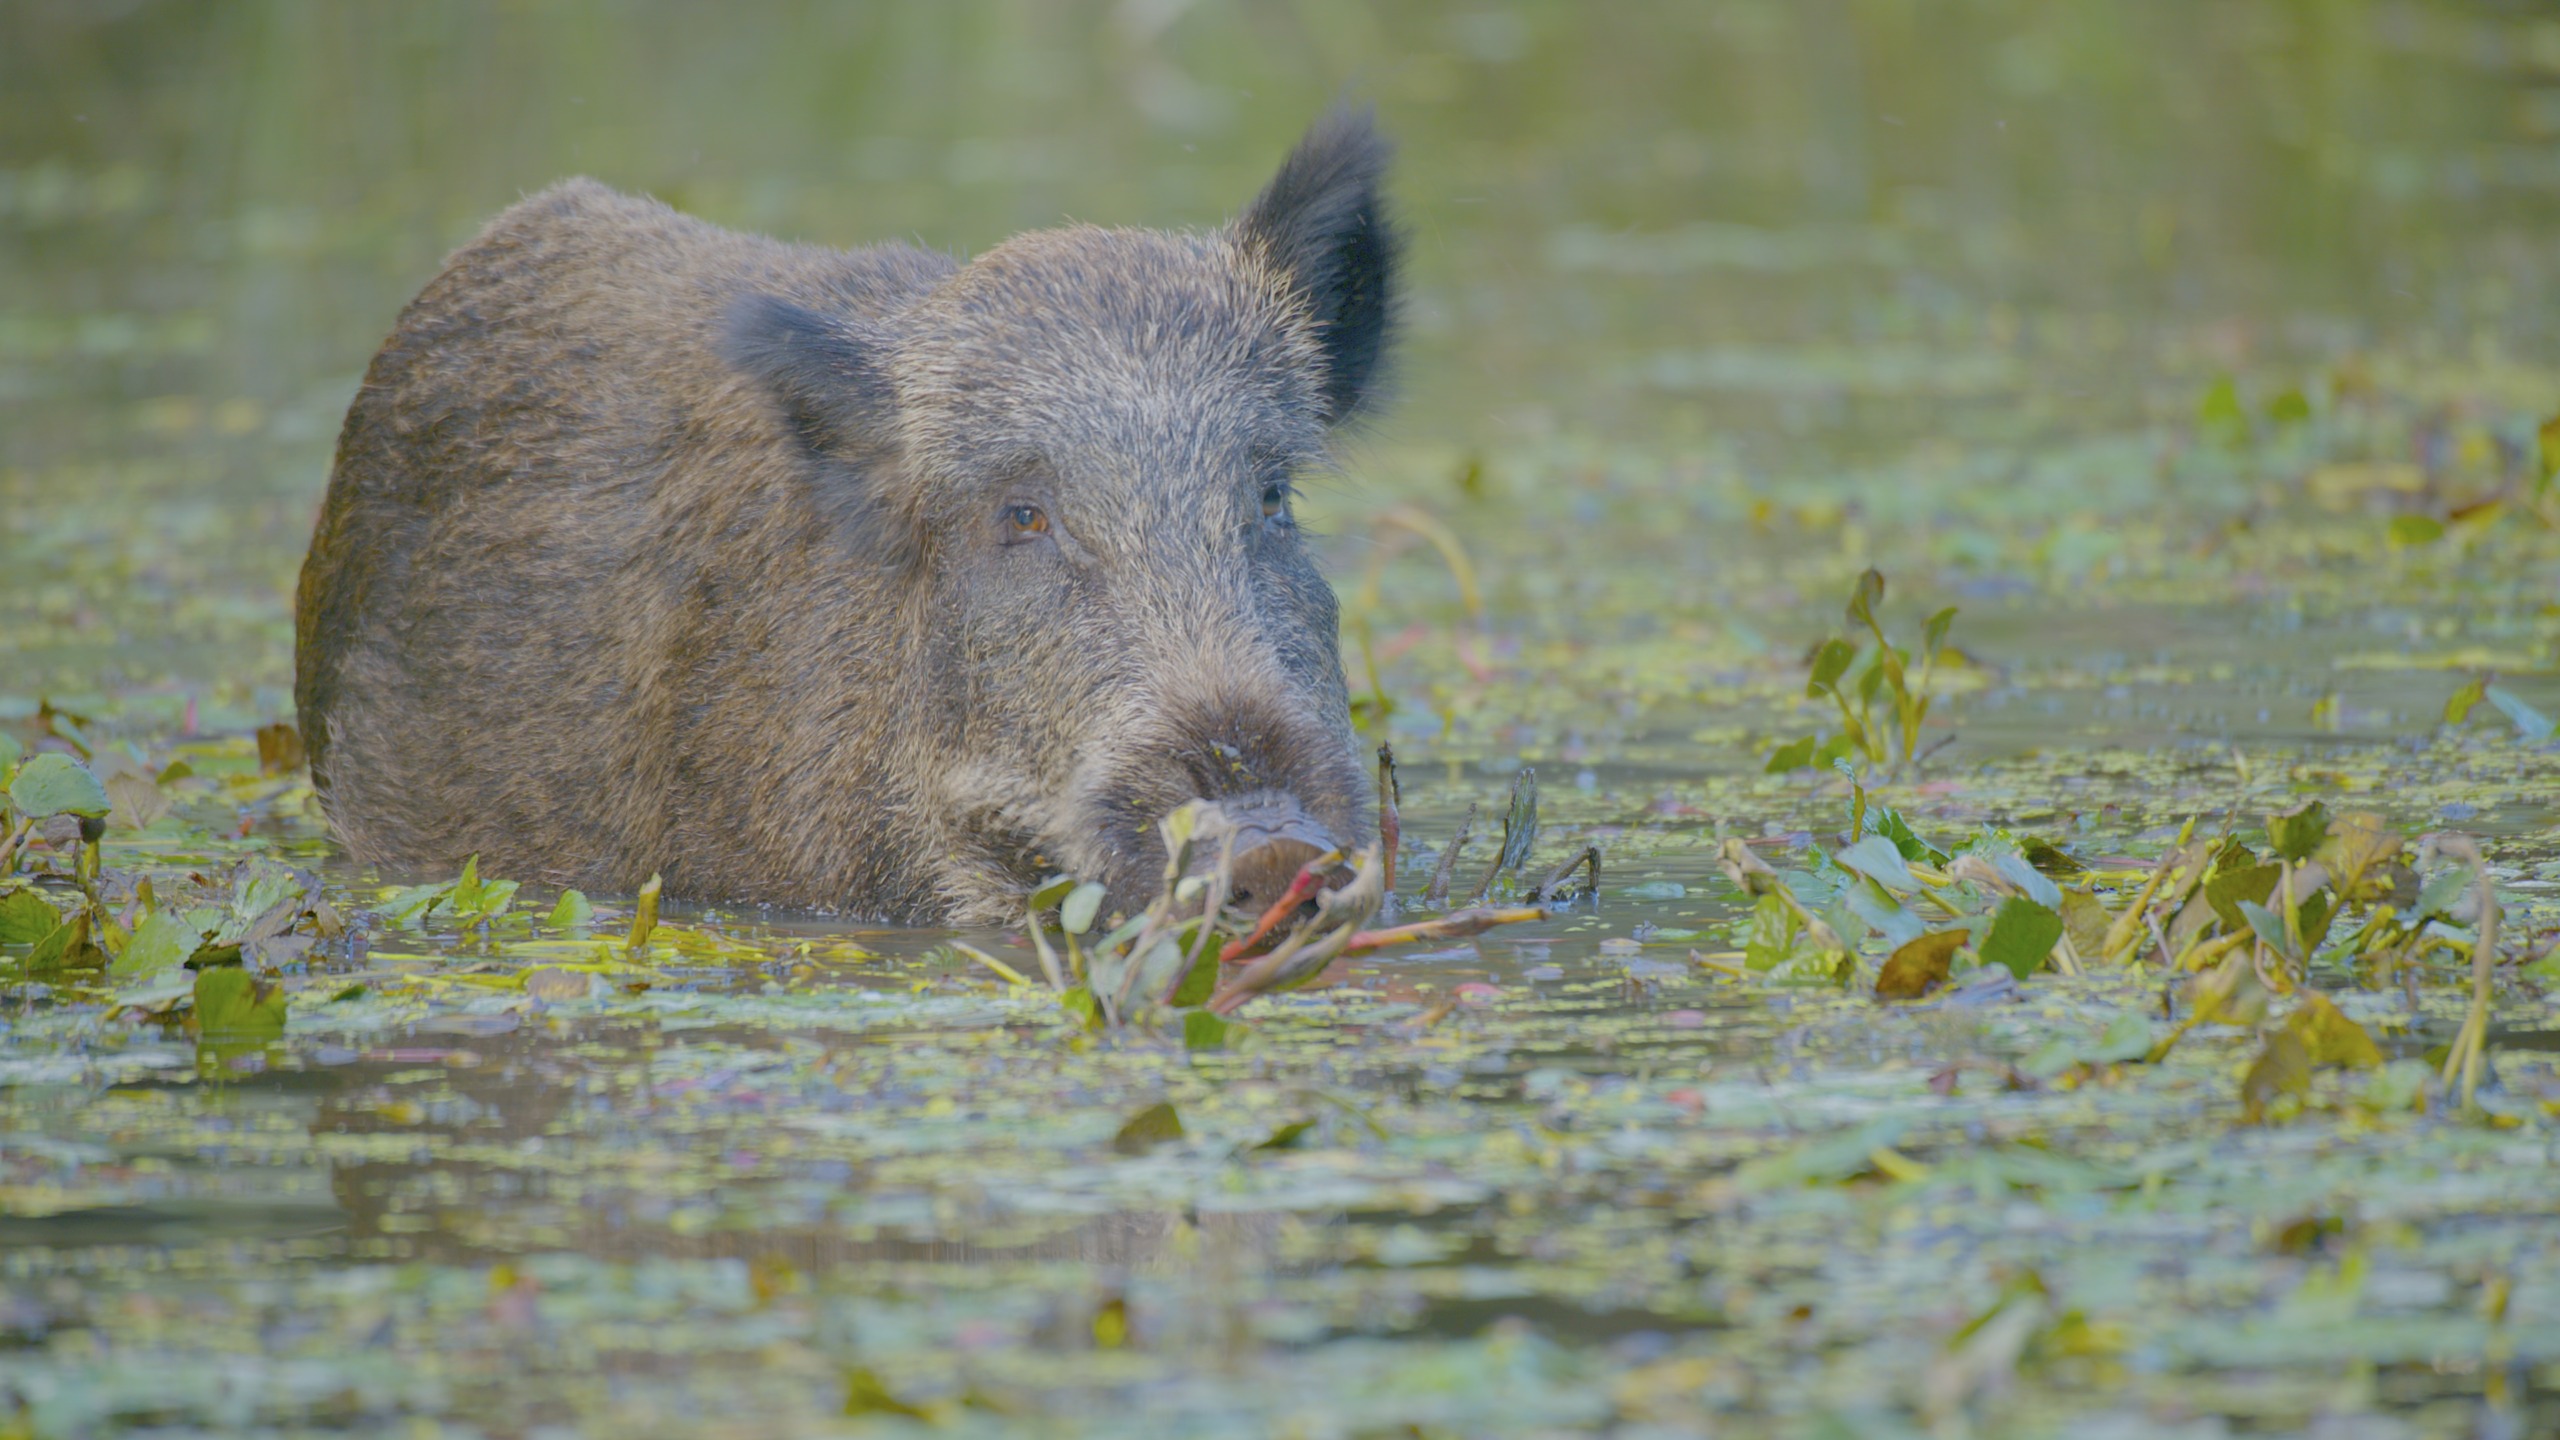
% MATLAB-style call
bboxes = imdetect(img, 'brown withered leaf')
[105,772,170,831]
[2181,950,2270,1027]
[2058,889,2112,960]
[523,967,600,1002]
[2241,1029,2312,1124]
[2284,993,2383,1069]
[255,721,306,775]
[2313,811,2403,902]
[1876,929,1966,1000]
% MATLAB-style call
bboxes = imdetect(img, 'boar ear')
[721,293,898,456]
[1235,105,1401,425]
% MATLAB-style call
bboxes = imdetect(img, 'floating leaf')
[8,752,110,819]
[2237,899,2297,959]
[254,721,305,774]
[104,772,170,831]
[1058,984,1102,1030]
[523,967,600,1002]
[1111,1101,1184,1155]
[1841,879,1924,952]
[1091,1296,1129,1349]
[2314,812,2401,899]
[2184,951,2272,1028]
[2019,836,2083,875]
[546,890,594,929]
[1182,1009,1233,1052]
[2089,1011,2156,1065]
[26,911,102,971]
[2204,863,2281,933]
[2484,684,2556,742]
[2264,800,2329,863]
[1876,929,1963,1000]
[1252,1118,1316,1151]
[1060,882,1107,936]
[1126,936,1191,1007]
[2407,867,2471,925]
[2385,514,2443,547]
[1979,898,2064,980]
[225,863,305,939]
[1764,736,1819,773]
[2241,1029,2312,1124]
[2443,677,2487,725]
[112,910,193,979]
[841,1367,929,1421]
[192,965,287,1043]
[0,887,63,944]
[2357,1059,2433,1114]
[382,878,457,927]
[2285,994,2383,1070]
[1026,874,1076,913]
[1873,805,1946,865]
[1986,850,2062,908]
[1741,892,1800,971]
[441,855,517,923]
[1735,1117,1909,1190]
[1834,836,1919,893]
[2198,375,2251,447]
[2059,889,2112,959]
[1167,949,1218,1007]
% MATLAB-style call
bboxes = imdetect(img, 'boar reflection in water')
[294,110,1399,922]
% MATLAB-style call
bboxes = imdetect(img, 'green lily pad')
[8,752,110,819]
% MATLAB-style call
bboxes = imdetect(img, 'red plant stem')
[1217,858,1335,963]
[1339,905,1545,957]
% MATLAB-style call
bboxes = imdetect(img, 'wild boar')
[293,109,1399,923]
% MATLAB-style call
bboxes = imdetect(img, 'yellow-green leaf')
[2285,994,2383,1070]
[1111,1100,1184,1154]
[1979,898,2064,980]
[112,911,193,979]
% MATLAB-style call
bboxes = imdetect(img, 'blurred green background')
[5,0,2558,730]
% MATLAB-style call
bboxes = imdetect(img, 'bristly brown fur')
[294,108,1399,922]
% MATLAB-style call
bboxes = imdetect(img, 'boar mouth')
[1181,789,1349,909]
[1066,784,1353,920]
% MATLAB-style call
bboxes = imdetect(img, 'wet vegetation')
[7,2,2560,1436]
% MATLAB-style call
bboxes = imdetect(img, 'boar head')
[726,108,1397,917]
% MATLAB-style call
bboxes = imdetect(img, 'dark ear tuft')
[721,293,896,455]
[1235,105,1401,425]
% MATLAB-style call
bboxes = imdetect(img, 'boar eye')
[1260,481,1290,522]
[1003,503,1050,540]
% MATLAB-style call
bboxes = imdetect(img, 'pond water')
[6,3,2560,1436]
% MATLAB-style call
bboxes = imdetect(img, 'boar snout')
[1076,689,1371,913]
[1192,789,1346,908]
